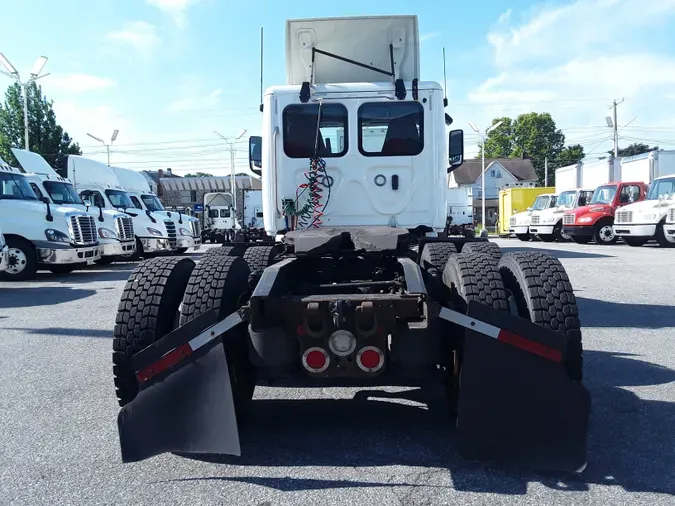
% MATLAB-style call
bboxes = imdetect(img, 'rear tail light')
[356,346,384,373]
[302,347,330,373]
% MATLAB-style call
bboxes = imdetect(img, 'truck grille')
[616,210,632,224]
[190,220,201,237]
[668,208,675,223]
[563,214,575,225]
[165,220,177,247]
[530,215,540,225]
[115,216,134,241]
[70,215,97,245]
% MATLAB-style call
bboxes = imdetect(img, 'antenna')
[442,47,448,107]
[259,26,264,113]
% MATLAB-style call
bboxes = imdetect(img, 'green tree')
[0,82,81,173]
[184,172,213,177]
[609,142,658,158]
[557,144,586,166]
[480,117,513,158]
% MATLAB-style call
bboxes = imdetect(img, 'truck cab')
[562,181,646,245]
[0,159,101,281]
[529,188,594,242]
[509,193,557,241]
[67,155,176,258]
[11,149,136,263]
[613,174,675,247]
[112,166,202,254]
[203,192,237,243]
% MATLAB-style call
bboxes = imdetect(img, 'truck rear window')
[358,102,424,157]
[282,103,348,158]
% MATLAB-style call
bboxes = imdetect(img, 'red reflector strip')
[497,329,563,364]
[136,343,193,383]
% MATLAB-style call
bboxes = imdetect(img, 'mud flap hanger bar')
[300,45,418,103]
[132,307,249,386]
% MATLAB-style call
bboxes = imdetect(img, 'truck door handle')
[391,174,399,190]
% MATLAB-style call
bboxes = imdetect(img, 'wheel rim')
[560,228,572,241]
[7,247,27,275]
[599,225,615,242]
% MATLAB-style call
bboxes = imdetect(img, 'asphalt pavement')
[1,240,674,505]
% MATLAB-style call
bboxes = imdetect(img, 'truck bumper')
[562,225,594,237]
[101,239,136,257]
[176,236,202,250]
[36,243,101,265]
[140,237,173,253]
[0,244,8,272]
[663,224,675,243]
[509,226,529,234]
[529,225,554,235]
[612,224,656,237]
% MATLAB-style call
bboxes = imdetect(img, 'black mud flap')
[117,310,242,463]
[444,302,590,473]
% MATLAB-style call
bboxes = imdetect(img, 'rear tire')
[538,234,555,243]
[593,222,617,245]
[498,251,582,381]
[112,257,196,407]
[460,241,502,261]
[0,237,38,281]
[243,245,281,275]
[516,233,530,242]
[419,242,457,276]
[179,255,254,416]
[624,237,649,247]
[655,222,674,248]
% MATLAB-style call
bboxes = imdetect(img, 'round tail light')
[356,346,384,373]
[302,347,329,373]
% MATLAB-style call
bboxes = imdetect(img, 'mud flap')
[117,309,244,463]
[440,302,590,473]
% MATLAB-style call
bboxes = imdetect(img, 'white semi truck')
[203,192,237,243]
[612,150,675,247]
[0,158,101,280]
[68,155,177,259]
[509,193,558,241]
[112,166,202,254]
[12,149,136,264]
[444,187,473,237]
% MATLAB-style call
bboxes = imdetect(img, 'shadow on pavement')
[173,351,674,496]
[3,327,112,338]
[499,246,615,259]
[577,297,675,329]
[0,286,95,308]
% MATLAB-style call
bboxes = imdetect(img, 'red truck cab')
[562,181,647,245]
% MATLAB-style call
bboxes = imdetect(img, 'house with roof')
[449,156,538,227]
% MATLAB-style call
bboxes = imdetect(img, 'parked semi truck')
[203,192,237,243]
[12,149,136,264]
[612,150,675,247]
[112,166,202,254]
[0,158,101,280]
[68,155,177,259]
[502,187,556,241]
[112,15,590,473]
[444,187,473,237]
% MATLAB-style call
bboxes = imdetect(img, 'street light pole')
[469,120,503,233]
[87,129,119,166]
[0,54,49,151]
[215,129,247,216]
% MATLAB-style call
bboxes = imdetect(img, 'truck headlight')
[179,227,191,236]
[578,217,593,223]
[644,214,657,220]
[147,227,164,237]
[45,228,70,243]
[98,227,118,239]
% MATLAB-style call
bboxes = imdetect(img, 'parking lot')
[1,239,673,506]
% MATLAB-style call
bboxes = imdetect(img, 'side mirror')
[41,196,50,204]
[249,135,262,177]
[447,129,464,172]
[527,207,532,212]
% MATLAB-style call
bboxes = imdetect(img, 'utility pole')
[0,54,50,151]
[215,129,247,217]
[609,98,624,157]
[87,130,119,166]
[469,120,503,233]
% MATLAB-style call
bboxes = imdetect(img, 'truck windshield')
[43,181,84,205]
[590,185,617,205]
[532,195,551,210]
[105,189,134,209]
[141,194,165,211]
[556,191,576,208]
[0,172,39,201]
[646,177,675,200]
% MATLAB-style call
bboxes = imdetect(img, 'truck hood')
[566,204,612,218]
[618,199,674,213]
[510,211,533,226]
[1,200,90,233]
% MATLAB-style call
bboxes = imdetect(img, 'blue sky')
[1,0,675,175]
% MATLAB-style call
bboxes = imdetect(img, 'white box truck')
[112,166,202,254]
[68,155,177,259]
[612,150,675,247]
[12,149,136,264]
[0,158,101,280]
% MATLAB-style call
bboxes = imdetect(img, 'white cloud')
[420,32,441,43]
[167,88,223,112]
[146,0,200,29]
[48,74,116,93]
[107,21,160,54]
